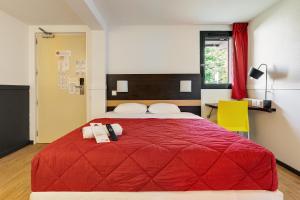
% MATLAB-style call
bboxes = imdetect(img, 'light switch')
[112,90,117,96]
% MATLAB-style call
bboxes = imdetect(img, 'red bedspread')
[32,118,278,192]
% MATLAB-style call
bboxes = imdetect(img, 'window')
[200,31,232,89]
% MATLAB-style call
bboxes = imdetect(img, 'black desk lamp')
[249,64,272,109]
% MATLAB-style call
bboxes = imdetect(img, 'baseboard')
[277,159,300,176]
[0,140,32,158]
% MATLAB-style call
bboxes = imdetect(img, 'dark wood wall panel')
[107,74,201,100]
[106,74,201,116]
[0,85,30,158]
[179,106,202,115]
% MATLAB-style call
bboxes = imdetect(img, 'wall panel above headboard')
[106,74,201,115]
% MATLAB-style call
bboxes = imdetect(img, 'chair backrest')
[217,100,249,132]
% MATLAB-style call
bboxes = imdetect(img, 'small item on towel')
[90,123,102,127]
[103,124,123,136]
[106,124,118,141]
[92,125,110,143]
[82,126,94,139]
[82,123,123,140]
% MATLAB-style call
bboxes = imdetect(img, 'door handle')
[77,78,84,95]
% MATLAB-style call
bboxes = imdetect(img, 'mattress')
[31,113,278,192]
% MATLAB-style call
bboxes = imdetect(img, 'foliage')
[204,45,229,84]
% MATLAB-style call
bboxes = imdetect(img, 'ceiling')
[94,0,280,26]
[0,0,280,27]
[0,0,83,25]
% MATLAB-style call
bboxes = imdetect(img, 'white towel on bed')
[82,126,94,139]
[82,123,123,139]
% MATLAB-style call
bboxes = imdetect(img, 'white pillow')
[114,103,147,114]
[148,103,181,114]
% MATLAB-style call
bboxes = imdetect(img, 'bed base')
[30,190,283,200]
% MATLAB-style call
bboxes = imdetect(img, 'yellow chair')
[217,100,250,139]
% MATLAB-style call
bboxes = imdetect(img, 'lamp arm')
[258,64,268,100]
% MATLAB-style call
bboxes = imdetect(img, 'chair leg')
[236,131,250,140]
[247,130,250,140]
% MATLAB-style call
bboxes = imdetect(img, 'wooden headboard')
[106,74,201,116]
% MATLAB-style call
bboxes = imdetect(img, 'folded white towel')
[82,123,103,139]
[82,123,123,139]
[82,126,94,139]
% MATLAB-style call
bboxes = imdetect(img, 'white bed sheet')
[30,112,283,200]
[103,111,203,119]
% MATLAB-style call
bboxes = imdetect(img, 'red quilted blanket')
[32,118,278,192]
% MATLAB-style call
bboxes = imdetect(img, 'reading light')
[117,80,128,93]
[248,64,272,109]
[249,67,264,80]
[180,80,192,93]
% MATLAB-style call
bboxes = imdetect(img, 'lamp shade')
[249,67,264,79]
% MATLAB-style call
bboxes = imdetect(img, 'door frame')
[29,26,91,144]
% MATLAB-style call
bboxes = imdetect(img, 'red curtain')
[231,23,248,100]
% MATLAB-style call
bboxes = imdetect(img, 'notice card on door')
[56,50,71,57]
[58,75,68,90]
[58,59,69,72]
[57,50,71,72]
[75,60,86,76]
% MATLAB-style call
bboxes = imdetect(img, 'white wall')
[0,10,28,85]
[108,25,230,74]
[108,25,232,117]
[248,0,300,170]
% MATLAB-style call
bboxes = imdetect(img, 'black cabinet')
[0,85,30,158]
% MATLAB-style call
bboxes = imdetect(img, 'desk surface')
[205,103,276,113]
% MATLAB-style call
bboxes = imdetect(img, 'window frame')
[200,31,233,89]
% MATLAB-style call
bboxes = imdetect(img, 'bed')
[30,112,283,200]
